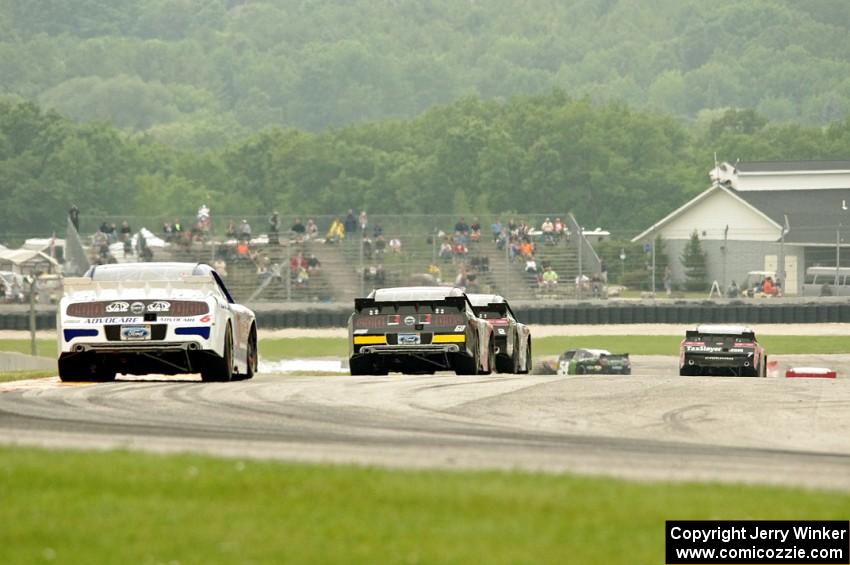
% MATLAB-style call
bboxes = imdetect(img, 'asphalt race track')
[1,355,849,490]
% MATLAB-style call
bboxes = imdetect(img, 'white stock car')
[58,262,257,382]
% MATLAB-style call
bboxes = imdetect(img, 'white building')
[633,160,850,295]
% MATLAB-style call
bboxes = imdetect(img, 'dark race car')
[556,349,631,375]
[679,324,767,377]
[348,286,494,375]
[466,293,532,374]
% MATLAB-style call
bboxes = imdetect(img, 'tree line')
[4,0,850,145]
[4,93,850,243]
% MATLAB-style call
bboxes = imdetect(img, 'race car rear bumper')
[358,344,461,355]
[683,354,754,368]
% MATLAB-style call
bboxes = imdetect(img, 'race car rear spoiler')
[685,329,756,341]
[354,295,469,311]
[63,276,216,297]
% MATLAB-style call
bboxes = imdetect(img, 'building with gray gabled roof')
[633,160,850,295]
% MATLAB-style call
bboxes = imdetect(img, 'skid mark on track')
[661,404,714,435]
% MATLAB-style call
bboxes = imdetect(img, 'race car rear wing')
[63,276,217,297]
[354,295,470,312]
[685,329,756,341]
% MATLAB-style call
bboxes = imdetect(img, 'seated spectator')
[452,241,467,258]
[295,266,310,286]
[519,239,534,258]
[439,241,453,262]
[469,217,481,242]
[727,280,739,298]
[307,253,321,272]
[372,224,383,238]
[326,218,345,243]
[388,238,402,253]
[305,218,319,239]
[525,257,537,273]
[454,217,469,234]
[541,217,555,245]
[427,263,442,284]
[362,235,373,259]
[553,217,564,241]
[762,276,777,296]
[375,235,386,255]
[224,220,236,239]
[291,217,306,237]
[542,267,559,288]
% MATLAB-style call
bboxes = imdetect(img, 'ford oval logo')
[130,302,145,315]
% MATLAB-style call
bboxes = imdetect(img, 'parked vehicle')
[801,266,850,297]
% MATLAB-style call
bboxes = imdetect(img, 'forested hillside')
[3,0,850,145]
[6,94,850,241]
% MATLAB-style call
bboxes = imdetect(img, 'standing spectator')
[119,220,132,241]
[358,210,368,232]
[553,217,564,242]
[490,219,502,242]
[344,209,358,235]
[727,280,739,298]
[173,218,183,236]
[68,205,80,231]
[362,234,373,259]
[269,212,281,245]
[238,219,252,242]
[541,217,554,245]
[663,266,673,296]
[225,219,236,238]
[162,221,174,242]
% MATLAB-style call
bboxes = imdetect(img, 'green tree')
[680,231,708,292]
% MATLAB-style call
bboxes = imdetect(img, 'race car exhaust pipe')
[188,343,199,350]
[74,344,85,353]
[744,361,750,367]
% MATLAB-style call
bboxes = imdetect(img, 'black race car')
[679,325,767,377]
[466,294,532,374]
[348,286,494,375]
[556,349,631,375]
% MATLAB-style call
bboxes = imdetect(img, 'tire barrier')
[3,301,850,329]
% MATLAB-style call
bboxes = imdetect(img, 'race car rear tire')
[59,355,114,382]
[518,340,532,374]
[454,346,479,375]
[202,326,233,382]
[234,329,257,381]
[480,340,495,375]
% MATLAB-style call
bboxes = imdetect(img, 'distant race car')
[466,293,532,374]
[348,286,494,375]
[58,262,257,382]
[679,324,766,377]
[556,349,631,375]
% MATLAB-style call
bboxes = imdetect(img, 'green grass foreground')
[1,447,847,565]
[0,369,55,383]
[3,335,850,364]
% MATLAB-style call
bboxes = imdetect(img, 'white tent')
[0,249,60,274]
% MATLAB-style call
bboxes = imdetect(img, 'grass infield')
[0,447,847,565]
[2,335,850,365]
[258,335,850,360]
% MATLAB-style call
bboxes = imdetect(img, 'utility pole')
[29,275,37,356]
[836,227,841,290]
[722,225,729,289]
[577,234,583,300]
[651,240,656,295]
[504,240,510,297]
